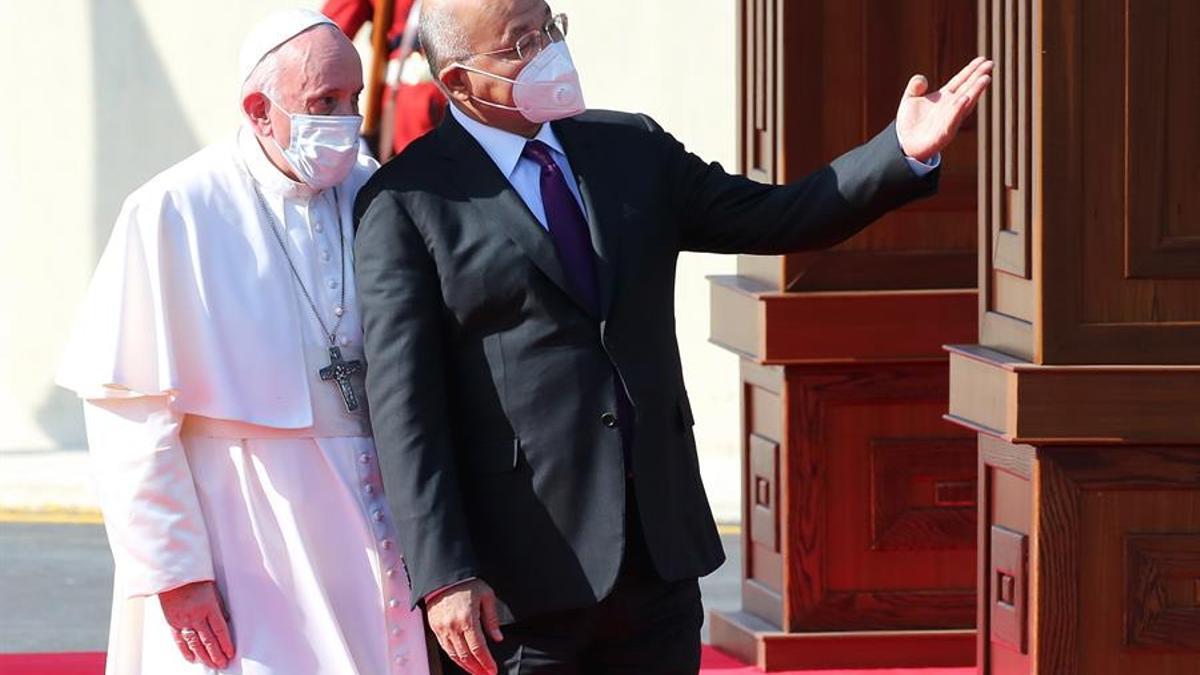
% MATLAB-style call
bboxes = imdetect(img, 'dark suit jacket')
[353,109,938,622]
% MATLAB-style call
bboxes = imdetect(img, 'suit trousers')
[440,482,705,674]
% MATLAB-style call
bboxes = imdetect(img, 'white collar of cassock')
[237,124,322,201]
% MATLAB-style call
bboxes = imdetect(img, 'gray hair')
[242,48,282,101]
[419,3,471,78]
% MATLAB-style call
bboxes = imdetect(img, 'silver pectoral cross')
[319,346,364,413]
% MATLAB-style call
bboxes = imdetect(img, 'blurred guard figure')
[323,0,447,155]
[353,0,991,673]
[57,9,430,674]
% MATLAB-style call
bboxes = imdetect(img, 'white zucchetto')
[239,8,336,83]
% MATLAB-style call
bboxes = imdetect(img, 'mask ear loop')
[258,93,298,155]
[449,63,524,112]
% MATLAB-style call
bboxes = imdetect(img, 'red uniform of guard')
[322,0,446,155]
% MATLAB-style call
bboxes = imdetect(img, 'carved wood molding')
[1125,534,1200,650]
[989,525,1029,654]
[870,438,978,551]
[1035,447,1200,673]
[785,363,976,631]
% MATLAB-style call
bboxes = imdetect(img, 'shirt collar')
[449,104,567,178]
[237,124,321,201]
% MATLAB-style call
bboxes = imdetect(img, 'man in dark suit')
[354,1,992,673]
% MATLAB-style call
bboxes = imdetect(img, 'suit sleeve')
[648,115,940,254]
[354,189,480,607]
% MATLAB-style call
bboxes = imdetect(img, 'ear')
[242,92,272,134]
[439,64,473,104]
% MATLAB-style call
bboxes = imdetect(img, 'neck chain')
[250,181,348,348]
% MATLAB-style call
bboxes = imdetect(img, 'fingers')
[462,619,499,675]
[207,610,237,661]
[479,593,505,643]
[904,74,929,98]
[196,619,230,670]
[954,72,993,123]
[943,55,988,94]
[179,628,215,668]
[171,630,196,663]
[443,630,477,674]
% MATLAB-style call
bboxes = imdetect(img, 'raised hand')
[895,56,994,163]
[159,580,236,669]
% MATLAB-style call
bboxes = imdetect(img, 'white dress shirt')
[450,104,586,226]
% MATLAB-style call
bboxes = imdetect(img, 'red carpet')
[0,649,972,674]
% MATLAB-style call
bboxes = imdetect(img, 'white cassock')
[57,125,429,675]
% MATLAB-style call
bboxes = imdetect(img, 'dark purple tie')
[522,140,601,315]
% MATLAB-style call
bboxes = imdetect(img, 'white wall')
[0,0,742,520]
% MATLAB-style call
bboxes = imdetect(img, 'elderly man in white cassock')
[56,9,430,675]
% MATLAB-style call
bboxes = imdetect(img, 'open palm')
[896,56,994,162]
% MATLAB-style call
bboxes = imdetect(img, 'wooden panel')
[1042,447,1200,674]
[870,439,977,551]
[1125,534,1200,650]
[1124,0,1200,278]
[757,289,976,363]
[989,526,1028,653]
[947,345,1200,444]
[757,629,975,671]
[749,434,780,553]
[946,346,1015,437]
[1033,446,1081,675]
[708,277,978,363]
[739,0,777,185]
[709,275,769,360]
[733,0,980,293]
[987,0,1032,279]
[980,438,1034,674]
[709,610,975,671]
[745,378,783,604]
[977,0,1036,361]
[1039,0,1200,364]
[786,363,976,631]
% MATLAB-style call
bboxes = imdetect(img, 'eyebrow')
[499,6,552,45]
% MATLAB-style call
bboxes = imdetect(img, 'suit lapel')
[436,114,598,318]
[552,118,621,321]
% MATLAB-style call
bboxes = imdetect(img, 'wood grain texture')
[947,345,1200,444]
[1125,534,1200,650]
[980,442,1035,674]
[979,0,1200,365]
[1124,0,1200,278]
[1038,0,1200,364]
[1032,448,1080,675]
[989,526,1029,653]
[733,0,979,294]
[787,363,976,631]
[709,609,976,671]
[1064,447,1200,674]
[977,0,1037,362]
[871,439,978,551]
[708,277,978,363]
